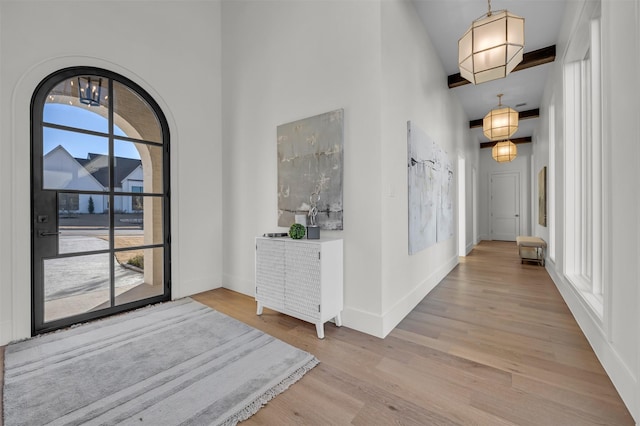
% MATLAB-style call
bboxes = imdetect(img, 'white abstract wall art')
[277,109,344,230]
[437,151,454,243]
[407,121,454,255]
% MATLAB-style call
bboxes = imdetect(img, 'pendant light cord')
[487,0,492,16]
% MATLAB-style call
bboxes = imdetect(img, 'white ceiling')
[411,0,567,144]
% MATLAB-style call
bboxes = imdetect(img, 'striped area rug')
[3,298,318,425]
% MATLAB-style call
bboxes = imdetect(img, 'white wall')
[0,0,223,345]
[531,126,550,245]
[534,0,640,421]
[220,0,384,335]
[221,0,475,337]
[0,0,480,348]
[478,143,532,241]
[379,0,477,335]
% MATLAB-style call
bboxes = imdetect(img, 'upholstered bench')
[516,236,547,266]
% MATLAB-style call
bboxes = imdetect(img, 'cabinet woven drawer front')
[285,242,321,319]
[256,239,285,310]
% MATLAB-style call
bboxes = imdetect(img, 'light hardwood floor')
[193,241,633,425]
[0,241,634,425]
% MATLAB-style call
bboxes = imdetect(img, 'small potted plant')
[289,223,306,239]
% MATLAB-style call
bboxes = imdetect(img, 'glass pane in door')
[58,193,109,254]
[114,195,164,247]
[113,81,163,143]
[115,247,164,306]
[44,75,110,133]
[114,140,164,192]
[44,253,110,322]
[43,128,109,191]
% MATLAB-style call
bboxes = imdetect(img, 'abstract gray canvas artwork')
[277,109,344,230]
[437,152,454,243]
[407,121,454,255]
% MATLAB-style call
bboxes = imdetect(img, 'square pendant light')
[459,2,525,85]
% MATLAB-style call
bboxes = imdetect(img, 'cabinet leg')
[256,302,263,316]
[315,323,325,339]
[334,313,343,327]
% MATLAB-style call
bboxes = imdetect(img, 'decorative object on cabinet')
[255,237,343,339]
[277,109,344,230]
[306,185,321,239]
[289,223,306,239]
[295,214,307,226]
[308,183,321,226]
[306,226,320,239]
[263,232,288,238]
[407,121,454,255]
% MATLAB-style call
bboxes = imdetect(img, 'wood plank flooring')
[0,241,634,425]
[193,241,633,425]
[0,344,3,426]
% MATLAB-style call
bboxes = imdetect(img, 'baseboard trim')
[174,278,222,299]
[546,265,638,423]
[0,319,13,346]
[380,254,459,338]
[222,274,255,298]
[465,242,474,255]
[340,306,385,338]
[330,254,459,339]
[222,255,458,342]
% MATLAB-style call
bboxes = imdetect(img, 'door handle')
[39,231,60,237]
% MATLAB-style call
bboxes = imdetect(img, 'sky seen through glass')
[43,104,140,160]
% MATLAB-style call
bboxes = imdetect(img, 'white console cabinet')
[255,237,343,339]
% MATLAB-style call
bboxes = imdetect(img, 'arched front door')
[31,67,171,335]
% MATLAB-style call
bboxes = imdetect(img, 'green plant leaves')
[289,223,306,239]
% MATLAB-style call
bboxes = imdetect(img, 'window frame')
[563,17,603,319]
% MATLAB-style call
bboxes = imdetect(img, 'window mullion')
[591,18,603,296]
[108,78,115,308]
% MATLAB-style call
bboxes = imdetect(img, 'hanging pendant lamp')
[458,0,525,84]
[492,140,518,163]
[77,76,103,107]
[483,94,518,140]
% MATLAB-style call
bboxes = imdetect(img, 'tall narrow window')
[563,18,603,318]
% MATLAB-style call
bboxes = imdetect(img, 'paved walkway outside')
[44,235,147,322]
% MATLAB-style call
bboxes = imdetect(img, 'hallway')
[1,241,633,425]
[194,241,633,425]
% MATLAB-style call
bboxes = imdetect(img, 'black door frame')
[31,67,171,335]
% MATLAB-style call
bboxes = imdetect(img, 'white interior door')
[491,172,520,241]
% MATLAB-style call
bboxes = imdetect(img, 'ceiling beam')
[448,45,557,89]
[480,137,532,149]
[469,108,540,128]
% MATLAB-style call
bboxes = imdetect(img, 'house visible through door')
[31,67,171,335]
[490,172,520,241]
